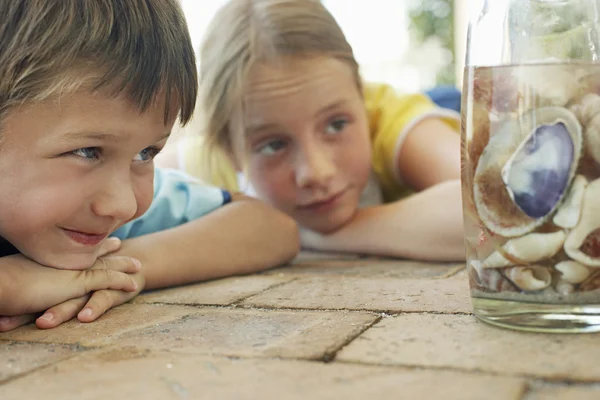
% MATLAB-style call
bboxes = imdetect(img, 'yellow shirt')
[181,82,460,202]
[364,82,460,201]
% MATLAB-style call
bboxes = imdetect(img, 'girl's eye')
[133,146,161,162]
[325,118,349,135]
[256,139,288,156]
[71,147,101,161]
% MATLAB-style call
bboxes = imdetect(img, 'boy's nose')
[91,172,138,222]
[295,144,335,189]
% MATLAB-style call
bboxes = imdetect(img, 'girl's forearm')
[303,180,466,261]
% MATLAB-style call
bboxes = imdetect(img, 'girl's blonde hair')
[195,0,361,189]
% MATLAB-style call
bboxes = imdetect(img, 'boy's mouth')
[61,228,108,246]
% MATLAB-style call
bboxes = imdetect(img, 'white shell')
[505,266,552,292]
[552,175,588,229]
[554,260,591,284]
[555,280,575,295]
[516,65,581,107]
[564,178,600,267]
[570,93,600,164]
[469,261,515,292]
[482,231,566,268]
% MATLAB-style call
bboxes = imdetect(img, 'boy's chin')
[27,250,98,270]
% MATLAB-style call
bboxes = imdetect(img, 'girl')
[158,0,465,262]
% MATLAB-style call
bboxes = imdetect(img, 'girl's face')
[239,56,372,233]
[0,89,174,269]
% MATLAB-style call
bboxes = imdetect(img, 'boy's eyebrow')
[60,131,171,142]
[60,130,122,141]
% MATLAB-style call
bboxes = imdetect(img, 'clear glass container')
[461,0,600,332]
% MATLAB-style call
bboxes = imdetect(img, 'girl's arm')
[396,118,461,191]
[301,180,465,261]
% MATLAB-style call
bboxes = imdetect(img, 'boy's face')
[240,57,372,234]
[0,90,174,269]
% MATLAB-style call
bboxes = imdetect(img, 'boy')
[0,0,299,332]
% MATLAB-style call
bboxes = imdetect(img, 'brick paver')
[2,251,600,399]
[337,313,600,381]
[0,350,527,400]
[113,307,378,360]
[134,275,294,306]
[0,342,80,382]
[524,384,600,400]
[242,275,472,313]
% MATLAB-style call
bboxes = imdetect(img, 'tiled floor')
[1,252,598,399]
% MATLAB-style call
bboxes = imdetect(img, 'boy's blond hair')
[195,0,361,189]
[0,0,197,128]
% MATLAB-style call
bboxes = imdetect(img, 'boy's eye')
[325,118,349,135]
[133,146,161,162]
[256,139,288,156]
[71,147,101,161]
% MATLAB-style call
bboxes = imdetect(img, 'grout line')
[433,264,466,279]
[320,314,383,363]
[136,300,474,316]
[518,382,534,400]
[0,344,94,386]
[230,277,301,306]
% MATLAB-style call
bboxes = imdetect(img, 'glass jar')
[461,0,600,332]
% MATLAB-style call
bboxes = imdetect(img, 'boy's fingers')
[36,296,90,329]
[97,237,121,257]
[77,291,118,323]
[82,268,139,294]
[0,314,37,332]
[91,256,141,274]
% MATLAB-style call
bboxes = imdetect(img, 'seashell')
[569,93,600,164]
[505,266,552,292]
[554,260,591,284]
[482,231,566,268]
[555,280,575,295]
[473,107,582,237]
[552,175,588,229]
[579,270,600,292]
[564,178,600,267]
[469,261,516,292]
[515,65,581,107]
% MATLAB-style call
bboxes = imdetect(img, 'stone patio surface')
[1,252,598,399]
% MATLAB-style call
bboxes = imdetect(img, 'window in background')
[180,0,459,93]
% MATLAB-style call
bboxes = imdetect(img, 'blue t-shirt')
[111,168,231,240]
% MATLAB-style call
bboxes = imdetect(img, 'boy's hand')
[35,238,146,329]
[0,238,141,331]
[36,269,145,329]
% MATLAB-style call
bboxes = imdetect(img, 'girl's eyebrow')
[314,100,348,119]
[246,122,279,137]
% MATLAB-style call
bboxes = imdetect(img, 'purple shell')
[503,121,574,219]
